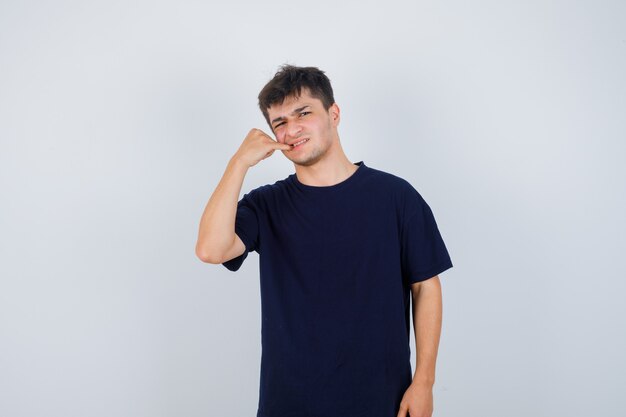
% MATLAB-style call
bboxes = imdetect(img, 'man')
[196,65,453,417]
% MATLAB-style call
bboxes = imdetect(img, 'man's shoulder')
[242,164,421,200]
[239,175,292,202]
[363,164,427,214]
[363,164,417,193]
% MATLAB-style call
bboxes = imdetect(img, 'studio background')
[1,1,624,416]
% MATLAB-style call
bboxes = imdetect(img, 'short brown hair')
[258,64,335,129]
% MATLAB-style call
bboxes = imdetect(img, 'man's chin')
[291,155,323,168]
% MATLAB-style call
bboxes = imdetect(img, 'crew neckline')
[290,161,366,192]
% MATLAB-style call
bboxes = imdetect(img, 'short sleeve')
[400,194,453,284]
[221,190,261,272]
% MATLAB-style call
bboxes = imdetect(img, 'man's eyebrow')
[271,105,311,125]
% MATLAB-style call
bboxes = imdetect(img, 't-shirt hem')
[408,259,453,284]
[257,409,393,417]
[221,229,255,271]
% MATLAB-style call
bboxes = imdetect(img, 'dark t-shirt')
[222,161,453,417]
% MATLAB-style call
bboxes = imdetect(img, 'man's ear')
[330,103,340,126]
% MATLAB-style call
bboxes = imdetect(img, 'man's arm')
[195,128,290,264]
[397,275,442,417]
[195,156,249,263]
[411,275,442,386]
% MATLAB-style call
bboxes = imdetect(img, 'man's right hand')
[234,128,292,168]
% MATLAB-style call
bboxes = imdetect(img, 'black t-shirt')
[222,161,453,417]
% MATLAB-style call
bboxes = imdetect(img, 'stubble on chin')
[293,146,325,167]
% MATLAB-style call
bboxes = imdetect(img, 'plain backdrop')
[1,1,625,416]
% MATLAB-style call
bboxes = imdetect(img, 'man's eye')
[300,112,310,117]
[274,122,285,128]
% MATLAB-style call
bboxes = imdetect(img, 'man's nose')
[287,121,302,138]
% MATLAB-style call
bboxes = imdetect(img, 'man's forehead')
[268,91,320,118]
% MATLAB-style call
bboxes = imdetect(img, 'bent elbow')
[195,246,223,264]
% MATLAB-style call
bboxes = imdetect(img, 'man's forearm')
[195,156,249,262]
[411,276,443,386]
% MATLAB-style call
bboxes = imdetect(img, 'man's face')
[267,88,339,167]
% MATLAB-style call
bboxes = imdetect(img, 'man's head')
[258,65,336,129]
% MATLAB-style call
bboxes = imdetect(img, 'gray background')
[1,0,625,416]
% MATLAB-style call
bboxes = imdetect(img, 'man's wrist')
[411,374,435,388]
[229,154,249,170]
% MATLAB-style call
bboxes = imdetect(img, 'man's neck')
[294,156,358,187]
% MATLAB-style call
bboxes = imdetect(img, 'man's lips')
[288,137,309,146]
[288,138,309,148]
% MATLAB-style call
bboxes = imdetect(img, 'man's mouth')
[291,138,309,148]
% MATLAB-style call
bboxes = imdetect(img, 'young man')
[196,65,453,417]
